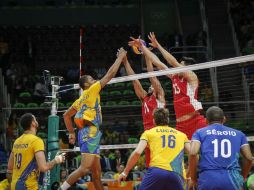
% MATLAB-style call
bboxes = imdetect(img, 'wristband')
[55,154,65,164]
[121,172,127,177]
[69,133,75,138]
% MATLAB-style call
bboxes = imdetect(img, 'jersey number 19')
[14,153,22,169]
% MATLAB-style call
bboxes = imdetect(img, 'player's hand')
[69,132,76,145]
[187,178,197,190]
[118,172,128,183]
[116,48,127,63]
[117,47,127,60]
[148,32,159,48]
[54,153,66,164]
[128,36,143,48]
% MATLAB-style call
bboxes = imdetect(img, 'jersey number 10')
[161,135,176,148]
[212,139,231,158]
[14,153,22,169]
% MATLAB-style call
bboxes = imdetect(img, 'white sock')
[60,181,71,190]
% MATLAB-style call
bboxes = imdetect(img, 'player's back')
[142,94,158,130]
[171,75,202,118]
[141,126,189,178]
[193,123,248,172]
[11,134,44,190]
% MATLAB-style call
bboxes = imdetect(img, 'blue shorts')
[78,125,102,155]
[139,167,185,190]
[198,170,244,190]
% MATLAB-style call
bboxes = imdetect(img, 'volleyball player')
[119,108,190,190]
[189,106,253,189]
[58,48,127,190]
[121,53,165,167]
[129,33,207,139]
[7,113,65,190]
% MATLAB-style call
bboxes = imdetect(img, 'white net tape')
[60,136,254,153]
[247,136,254,142]
[54,54,254,153]
[69,55,254,86]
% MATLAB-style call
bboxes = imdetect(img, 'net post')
[45,115,60,190]
[43,79,60,189]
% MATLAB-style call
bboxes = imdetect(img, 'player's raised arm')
[100,47,127,88]
[144,55,165,104]
[122,55,147,100]
[148,33,198,85]
[148,32,181,68]
[129,37,169,71]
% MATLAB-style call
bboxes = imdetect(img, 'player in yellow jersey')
[119,108,190,190]
[59,48,127,190]
[7,113,65,190]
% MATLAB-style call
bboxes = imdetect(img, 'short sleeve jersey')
[72,81,102,127]
[142,94,165,130]
[192,123,248,172]
[171,75,202,118]
[11,134,44,190]
[141,126,189,178]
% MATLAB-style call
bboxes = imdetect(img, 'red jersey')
[172,75,202,119]
[142,94,164,130]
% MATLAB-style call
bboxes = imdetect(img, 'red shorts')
[176,113,207,140]
[145,147,150,168]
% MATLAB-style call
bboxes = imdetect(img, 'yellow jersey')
[11,134,44,190]
[140,126,189,178]
[72,81,102,128]
[0,179,9,189]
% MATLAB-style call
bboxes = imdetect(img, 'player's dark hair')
[180,56,196,65]
[79,75,89,90]
[153,108,169,126]
[206,106,225,123]
[20,113,34,131]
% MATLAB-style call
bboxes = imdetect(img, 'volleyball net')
[92,55,254,145]
[53,54,254,188]
[4,54,254,146]
[40,54,254,150]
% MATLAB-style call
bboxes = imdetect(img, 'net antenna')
[43,70,51,87]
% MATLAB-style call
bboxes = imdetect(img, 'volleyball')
[132,39,146,54]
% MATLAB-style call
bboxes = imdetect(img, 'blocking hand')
[128,36,143,48]
[117,47,127,59]
[148,32,159,48]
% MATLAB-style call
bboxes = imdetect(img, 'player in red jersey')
[121,51,165,167]
[129,33,207,140]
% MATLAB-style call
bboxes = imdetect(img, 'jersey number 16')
[161,135,176,148]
